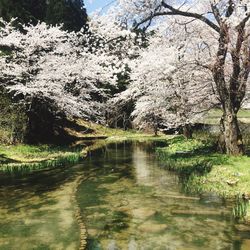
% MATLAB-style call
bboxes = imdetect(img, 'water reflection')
[133,147,151,184]
[0,141,249,249]
[0,165,83,249]
[78,141,250,250]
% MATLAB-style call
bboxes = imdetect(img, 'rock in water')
[138,222,167,233]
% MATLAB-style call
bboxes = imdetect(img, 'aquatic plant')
[232,197,249,220]
[0,152,82,174]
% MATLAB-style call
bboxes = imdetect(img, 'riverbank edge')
[156,136,250,224]
[0,135,171,249]
[0,129,171,174]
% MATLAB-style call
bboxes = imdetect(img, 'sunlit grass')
[157,136,250,197]
[0,144,83,173]
[186,156,250,198]
[157,135,250,220]
[0,123,170,173]
[203,108,250,124]
[0,144,79,163]
[0,153,81,174]
[74,118,157,138]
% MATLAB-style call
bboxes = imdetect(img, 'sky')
[84,0,116,14]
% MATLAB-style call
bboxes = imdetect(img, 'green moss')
[192,237,208,247]
[104,211,130,232]
[32,245,50,250]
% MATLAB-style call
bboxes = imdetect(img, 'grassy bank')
[156,136,250,222]
[0,144,82,174]
[0,120,170,174]
[203,108,250,124]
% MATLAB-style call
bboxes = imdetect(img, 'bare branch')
[133,1,220,33]
[237,12,250,30]
[210,3,221,25]
[161,1,220,33]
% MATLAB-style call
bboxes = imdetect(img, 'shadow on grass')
[156,142,229,176]
[0,154,20,164]
[155,139,250,222]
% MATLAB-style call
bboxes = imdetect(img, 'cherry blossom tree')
[0,18,136,123]
[113,0,250,155]
[110,31,216,137]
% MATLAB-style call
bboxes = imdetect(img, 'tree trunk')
[183,124,192,139]
[153,123,158,136]
[219,109,244,155]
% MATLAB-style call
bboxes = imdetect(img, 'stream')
[0,140,250,249]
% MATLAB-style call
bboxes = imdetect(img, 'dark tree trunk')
[153,123,158,136]
[183,124,192,139]
[218,108,244,155]
[212,25,247,156]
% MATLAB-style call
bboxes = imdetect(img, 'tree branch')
[133,11,174,30]
[237,12,250,30]
[225,0,234,17]
[210,3,221,25]
[133,2,220,33]
[161,1,220,33]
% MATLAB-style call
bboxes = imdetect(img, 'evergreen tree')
[0,0,87,31]
[0,0,46,24]
[46,0,87,31]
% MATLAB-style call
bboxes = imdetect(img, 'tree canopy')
[0,0,87,31]
[111,0,250,155]
[0,0,249,154]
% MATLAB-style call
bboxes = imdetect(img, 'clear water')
[0,140,250,250]
[0,165,82,249]
[77,141,250,250]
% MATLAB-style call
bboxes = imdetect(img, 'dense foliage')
[0,17,137,131]
[111,0,250,155]
[0,89,27,144]
[110,30,217,134]
[0,0,249,154]
[0,0,87,31]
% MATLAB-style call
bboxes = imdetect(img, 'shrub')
[0,89,27,144]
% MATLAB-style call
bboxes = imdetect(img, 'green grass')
[156,137,217,175]
[186,156,250,197]
[186,156,250,221]
[74,119,159,139]
[209,109,250,118]
[156,136,250,197]
[0,153,81,174]
[0,144,80,163]
[0,144,83,174]
[203,108,250,124]
[0,122,171,174]
[156,136,250,221]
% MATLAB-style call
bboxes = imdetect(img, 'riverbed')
[0,140,249,249]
